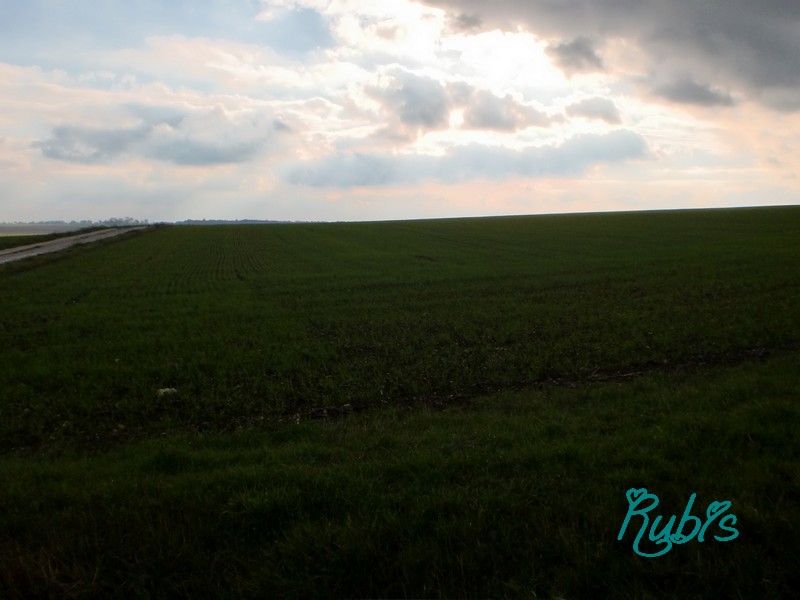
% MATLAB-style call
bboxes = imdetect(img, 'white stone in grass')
[157,388,178,396]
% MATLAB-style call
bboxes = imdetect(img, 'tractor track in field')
[5,342,798,454]
[293,339,800,421]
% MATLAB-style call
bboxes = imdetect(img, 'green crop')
[1,207,798,598]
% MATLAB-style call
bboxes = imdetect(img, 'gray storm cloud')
[285,129,648,188]
[420,0,800,111]
[547,38,604,75]
[653,79,736,108]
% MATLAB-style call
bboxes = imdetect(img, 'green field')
[0,227,105,251]
[0,234,61,251]
[1,207,798,598]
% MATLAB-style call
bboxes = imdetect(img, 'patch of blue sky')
[0,1,332,62]
[255,7,335,56]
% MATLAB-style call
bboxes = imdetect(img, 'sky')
[1,0,799,222]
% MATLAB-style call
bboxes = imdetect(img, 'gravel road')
[0,227,147,265]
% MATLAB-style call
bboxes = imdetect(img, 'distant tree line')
[3,217,149,227]
[176,219,291,225]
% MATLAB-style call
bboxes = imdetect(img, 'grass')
[1,206,799,597]
[0,233,65,251]
[0,227,107,251]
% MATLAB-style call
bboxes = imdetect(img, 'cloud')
[124,103,186,128]
[148,135,264,166]
[451,13,483,32]
[35,125,151,164]
[34,105,287,166]
[463,89,552,131]
[547,38,604,74]
[566,97,622,124]
[368,70,554,134]
[285,129,648,187]
[369,70,451,130]
[421,0,800,110]
[653,78,736,108]
[3,0,798,224]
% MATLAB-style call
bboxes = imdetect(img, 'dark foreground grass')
[1,206,799,597]
[1,353,798,598]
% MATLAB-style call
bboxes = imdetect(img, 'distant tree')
[95,217,148,227]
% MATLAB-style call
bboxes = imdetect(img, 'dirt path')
[0,227,148,265]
